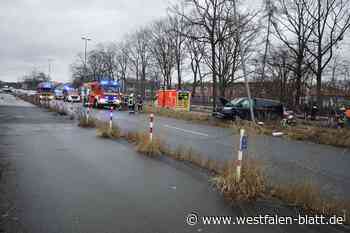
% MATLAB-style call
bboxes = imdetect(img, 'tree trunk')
[211,41,217,111]
[177,57,182,89]
[191,62,198,97]
[141,65,146,99]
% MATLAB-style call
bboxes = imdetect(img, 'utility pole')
[81,36,92,82]
[232,0,256,123]
[48,58,53,80]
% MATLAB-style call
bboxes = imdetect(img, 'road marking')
[163,124,209,137]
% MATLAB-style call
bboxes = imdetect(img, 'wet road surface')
[81,103,350,200]
[1,94,349,233]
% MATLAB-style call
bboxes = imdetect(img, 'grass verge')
[145,105,211,122]
[96,122,121,139]
[78,115,97,128]
[135,134,163,157]
[272,183,350,224]
[285,126,350,148]
[212,160,349,224]
[213,160,266,202]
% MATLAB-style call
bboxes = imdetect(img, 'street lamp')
[81,36,92,81]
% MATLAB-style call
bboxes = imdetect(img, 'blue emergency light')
[100,80,120,87]
[100,80,109,85]
[40,82,53,88]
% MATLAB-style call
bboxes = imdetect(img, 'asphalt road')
[1,94,349,233]
[72,103,350,200]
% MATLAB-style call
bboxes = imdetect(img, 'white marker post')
[149,113,154,141]
[109,106,113,130]
[236,129,247,182]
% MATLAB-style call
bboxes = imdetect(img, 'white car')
[65,93,81,102]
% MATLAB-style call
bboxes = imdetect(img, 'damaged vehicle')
[215,97,284,121]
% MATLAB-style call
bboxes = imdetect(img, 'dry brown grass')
[96,122,121,139]
[145,105,211,123]
[213,160,266,202]
[78,115,97,128]
[272,182,350,224]
[123,131,146,144]
[135,133,163,157]
[286,126,350,148]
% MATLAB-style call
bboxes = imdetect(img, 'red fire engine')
[84,80,122,109]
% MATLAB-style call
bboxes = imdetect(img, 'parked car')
[215,97,284,121]
[64,91,81,103]
[2,86,12,93]
[54,86,64,100]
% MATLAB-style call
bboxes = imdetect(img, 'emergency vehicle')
[63,84,81,102]
[37,82,54,101]
[85,80,122,109]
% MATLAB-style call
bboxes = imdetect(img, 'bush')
[96,122,121,139]
[213,160,266,202]
[136,134,163,157]
[78,116,96,128]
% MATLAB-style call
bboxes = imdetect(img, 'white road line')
[163,124,210,137]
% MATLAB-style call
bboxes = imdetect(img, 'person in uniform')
[136,94,143,112]
[128,93,135,114]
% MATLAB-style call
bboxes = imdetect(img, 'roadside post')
[236,129,247,182]
[149,113,154,141]
[109,106,113,130]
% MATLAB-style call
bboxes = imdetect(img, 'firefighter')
[136,94,143,112]
[311,104,318,121]
[128,93,135,114]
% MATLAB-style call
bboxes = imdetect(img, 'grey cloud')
[0,0,171,82]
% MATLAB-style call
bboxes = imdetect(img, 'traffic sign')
[240,135,248,150]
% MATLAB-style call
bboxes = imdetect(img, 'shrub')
[96,122,121,139]
[213,160,266,202]
[136,134,163,157]
[78,115,96,128]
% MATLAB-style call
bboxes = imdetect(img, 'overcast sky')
[1,0,349,83]
[0,0,175,82]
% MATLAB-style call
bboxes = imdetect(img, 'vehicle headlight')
[115,99,121,104]
[49,95,54,99]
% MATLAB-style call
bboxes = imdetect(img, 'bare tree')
[115,41,130,92]
[149,19,176,89]
[266,46,293,103]
[175,0,233,110]
[125,35,141,92]
[304,0,350,107]
[169,5,188,89]
[185,37,205,97]
[260,0,277,90]
[126,28,153,97]
[272,0,315,106]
